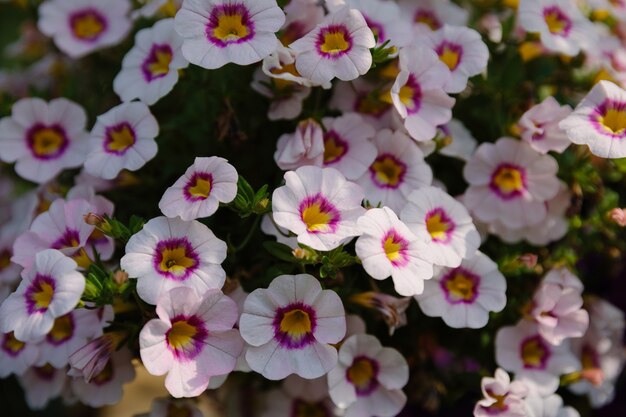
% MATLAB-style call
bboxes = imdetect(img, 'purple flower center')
[273,302,317,349]
[51,229,81,251]
[316,25,353,59]
[184,172,214,202]
[346,355,380,396]
[440,267,480,304]
[1,332,26,357]
[46,313,75,346]
[520,335,551,370]
[398,74,422,115]
[33,364,57,381]
[68,8,108,42]
[206,3,255,47]
[104,122,136,155]
[153,238,200,281]
[414,9,441,30]
[436,41,463,71]
[166,314,209,361]
[543,6,572,36]
[26,123,69,161]
[142,44,174,82]
[25,274,56,314]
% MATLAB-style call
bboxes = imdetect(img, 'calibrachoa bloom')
[519,96,573,154]
[463,138,560,229]
[474,368,529,417]
[139,287,243,397]
[518,0,596,57]
[0,249,85,342]
[437,119,477,162]
[0,332,40,377]
[174,0,286,69]
[400,186,480,268]
[398,0,469,33]
[524,388,580,417]
[274,119,325,171]
[12,198,95,269]
[84,101,159,180]
[159,156,238,221]
[290,6,376,85]
[240,274,346,380]
[424,25,489,94]
[495,321,580,395]
[390,45,455,142]
[327,334,409,417]
[0,97,88,184]
[330,79,393,128]
[260,375,338,417]
[356,129,433,212]
[17,364,68,410]
[559,80,626,159]
[321,113,377,180]
[272,166,365,251]
[38,0,132,58]
[416,251,506,329]
[355,207,434,296]
[71,348,136,406]
[120,216,227,305]
[113,18,189,106]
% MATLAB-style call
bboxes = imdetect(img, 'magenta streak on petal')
[381,228,410,268]
[403,74,422,115]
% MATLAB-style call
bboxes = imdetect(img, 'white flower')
[120,216,227,305]
[356,129,433,212]
[560,80,626,158]
[474,368,529,417]
[0,97,88,184]
[327,334,409,417]
[290,6,376,85]
[240,274,346,380]
[355,207,434,296]
[113,18,189,106]
[398,0,469,33]
[274,119,325,171]
[519,96,572,154]
[0,331,40,377]
[390,45,455,142]
[18,364,68,410]
[400,186,480,268]
[0,249,85,342]
[159,157,238,221]
[272,166,365,251]
[174,0,285,69]
[84,102,159,180]
[416,251,506,328]
[437,119,477,161]
[38,0,132,58]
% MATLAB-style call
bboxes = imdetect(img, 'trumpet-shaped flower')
[474,368,529,417]
[240,274,346,380]
[519,96,572,154]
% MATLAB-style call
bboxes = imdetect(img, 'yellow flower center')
[30,280,55,311]
[105,123,136,154]
[323,132,348,164]
[371,155,406,187]
[71,10,106,41]
[47,314,74,344]
[543,7,570,35]
[444,270,477,302]
[3,332,25,354]
[167,320,198,351]
[270,63,300,91]
[186,175,212,200]
[319,26,351,55]
[490,165,525,197]
[347,357,378,392]
[147,47,173,79]
[521,336,550,369]
[279,309,312,337]
[415,10,440,30]
[300,196,338,233]
[213,10,249,42]
[29,126,67,158]
[159,247,197,274]
[598,107,626,135]
[425,210,453,242]
[438,44,462,71]
[383,233,406,263]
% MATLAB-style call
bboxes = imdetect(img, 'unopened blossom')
[560,80,626,158]
[401,186,480,268]
[274,119,325,171]
[463,138,560,229]
[530,280,589,346]
[113,18,189,106]
[272,166,365,251]
[416,251,506,329]
[398,0,469,33]
[321,113,377,180]
[519,96,573,154]
[159,157,238,221]
[356,129,433,212]
[120,216,227,305]
[490,181,571,246]
[355,207,434,296]
[35,309,102,368]
[437,119,478,161]
[390,45,455,142]
[12,198,95,269]
[0,249,85,342]
[349,292,410,336]
[84,102,159,180]
[18,364,68,410]
[140,287,242,397]
[71,348,136,407]
[424,25,489,94]
[326,0,413,48]
[290,6,376,85]
[518,0,597,56]
[174,0,285,69]
[328,334,409,417]
[261,375,338,417]
[68,332,124,382]
[240,274,346,380]
[0,97,88,184]
[495,321,580,395]
[0,331,40,377]
[38,0,132,58]
[474,368,529,417]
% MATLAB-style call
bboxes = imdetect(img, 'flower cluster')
[0,0,625,416]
